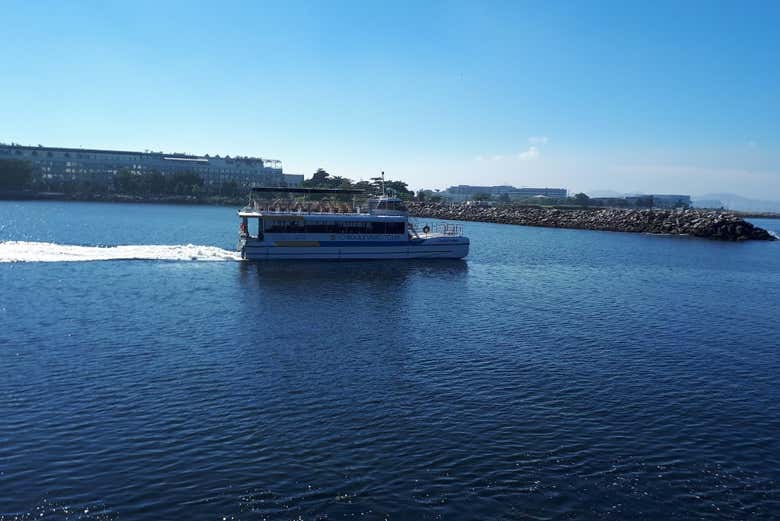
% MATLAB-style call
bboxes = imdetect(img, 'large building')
[511,187,569,199]
[625,194,692,208]
[692,199,724,209]
[440,185,568,201]
[0,143,303,189]
[590,194,692,209]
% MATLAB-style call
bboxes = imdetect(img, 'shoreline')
[407,202,777,241]
[1,191,776,241]
[0,190,246,208]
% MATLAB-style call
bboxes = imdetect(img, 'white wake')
[0,241,242,263]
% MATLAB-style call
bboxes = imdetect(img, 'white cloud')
[474,138,546,163]
[518,146,540,160]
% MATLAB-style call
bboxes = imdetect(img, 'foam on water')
[0,241,241,263]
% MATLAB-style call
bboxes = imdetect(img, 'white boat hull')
[240,237,469,260]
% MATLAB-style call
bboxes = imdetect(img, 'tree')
[634,196,653,208]
[497,193,511,204]
[148,170,166,194]
[367,177,413,199]
[114,168,138,194]
[573,192,590,206]
[221,180,239,197]
[303,169,349,190]
[353,180,375,194]
[384,180,413,200]
[166,171,204,195]
[311,168,330,185]
[0,159,33,190]
[472,192,492,201]
[330,176,352,189]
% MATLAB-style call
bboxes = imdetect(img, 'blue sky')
[2,1,779,197]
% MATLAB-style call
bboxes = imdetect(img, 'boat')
[237,186,469,260]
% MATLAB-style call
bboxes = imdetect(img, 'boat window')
[369,222,385,234]
[386,222,405,234]
[368,222,401,234]
[265,219,304,233]
[303,220,333,233]
[265,219,405,234]
[253,218,262,238]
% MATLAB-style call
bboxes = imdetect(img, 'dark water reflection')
[239,258,468,288]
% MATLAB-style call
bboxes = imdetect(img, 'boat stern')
[414,235,470,259]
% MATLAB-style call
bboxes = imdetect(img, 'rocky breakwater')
[408,203,777,241]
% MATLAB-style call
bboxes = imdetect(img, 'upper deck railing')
[248,187,368,213]
[246,187,408,216]
[434,223,464,236]
[248,199,369,214]
[409,222,464,237]
[250,187,366,195]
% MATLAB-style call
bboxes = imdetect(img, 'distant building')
[649,194,692,208]
[623,194,692,208]
[510,187,569,199]
[0,143,303,189]
[692,199,724,209]
[589,197,629,207]
[440,185,567,201]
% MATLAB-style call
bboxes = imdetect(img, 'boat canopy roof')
[243,186,408,218]
[251,187,365,195]
[238,210,407,221]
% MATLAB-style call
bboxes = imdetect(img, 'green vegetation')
[114,169,205,196]
[8,162,245,198]
[634,196,654,208]
[415,189,443,203]
[304,168,354,190]
[302,169,414,200]
[0,160,420,204]
[4,160,415,202]
[573,192,590,206]
[0,159,33,190]
[0,159,692,211]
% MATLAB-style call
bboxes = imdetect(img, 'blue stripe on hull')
[267,240,467,247]
[241,245,468,260]
[240,236,469,260]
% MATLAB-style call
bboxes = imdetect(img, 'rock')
[407,203,776,242]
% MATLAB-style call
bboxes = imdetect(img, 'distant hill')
[586,189,626,198]
[697,193,780,213]
[586,190,780,213]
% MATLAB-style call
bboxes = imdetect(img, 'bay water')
[1,201,779,519]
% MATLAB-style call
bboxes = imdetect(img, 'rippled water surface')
[2,201,780,520]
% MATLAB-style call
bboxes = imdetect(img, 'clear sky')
[2,1,779,198]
